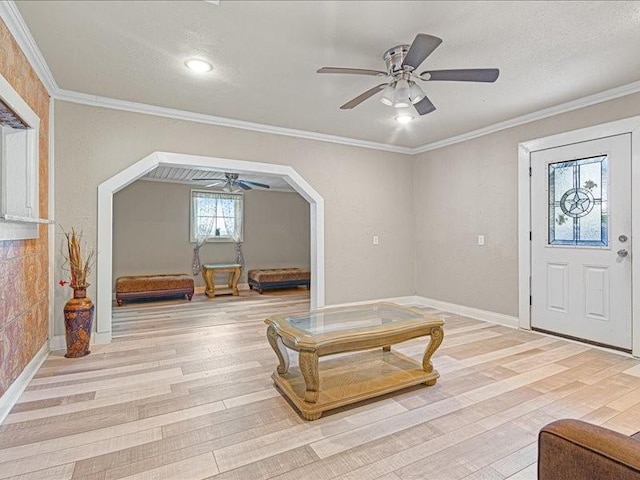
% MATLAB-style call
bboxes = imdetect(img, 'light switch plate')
[373,236,379,245]
[478,235,485,246]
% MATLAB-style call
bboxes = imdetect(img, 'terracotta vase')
[64,286,94,358]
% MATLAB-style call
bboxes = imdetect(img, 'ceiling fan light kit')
[318,33,499,117]
[380,83,396,106]
[393,78,411,108]
[380,79,425,108]
[408,82,425,104]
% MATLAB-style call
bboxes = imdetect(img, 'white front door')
[531,134,632,350]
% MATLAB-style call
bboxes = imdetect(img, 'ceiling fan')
[317,33,499,116]
[192,173,270,191]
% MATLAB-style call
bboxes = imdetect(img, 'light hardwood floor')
[1,289,640,479]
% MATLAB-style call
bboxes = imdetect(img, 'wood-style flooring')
[1,289,640,480]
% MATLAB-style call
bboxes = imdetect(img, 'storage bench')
[248,268,310,294]
[115,274,194,306]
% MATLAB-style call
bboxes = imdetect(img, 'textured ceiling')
[15,1,640,148]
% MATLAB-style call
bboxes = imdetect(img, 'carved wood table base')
[201,263,242,298]
[265,303,445,421]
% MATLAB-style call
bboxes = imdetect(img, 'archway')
[97,151,325,341]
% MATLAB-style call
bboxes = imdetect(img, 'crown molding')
[0,1,410,154]
[5,0,640,157]
[48,80,640,157]
[413,79,640,154]
[54,88,414,155]
[0,0,58,96]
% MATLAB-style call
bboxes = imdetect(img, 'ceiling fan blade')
[402,34,443,70]
[241,180,270,189]
[413,95,436,116]
[237,182,252,191]
[192,178,224,182]
[340,83,388,110]
[420,68,500,82]
[317,67,387,77]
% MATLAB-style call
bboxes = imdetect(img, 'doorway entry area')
[531,134,631,350]
[97,152,325,343]
[519,117,640,356]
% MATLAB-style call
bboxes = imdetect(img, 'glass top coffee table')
[265,302,444,420]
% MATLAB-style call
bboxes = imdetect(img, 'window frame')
[189,189,244,243]
[0,71,41,241]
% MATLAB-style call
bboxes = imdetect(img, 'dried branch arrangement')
[64,228,94,288]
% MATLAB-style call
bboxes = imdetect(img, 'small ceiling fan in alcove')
[192,172,271,191]
[317,33,500,116]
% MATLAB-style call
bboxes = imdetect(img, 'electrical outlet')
[478,235,485,246]
[373,236,379,245]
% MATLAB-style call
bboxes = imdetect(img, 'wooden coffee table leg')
[266,326,289,374]
[422,325,444,385]
[299,351,319,403]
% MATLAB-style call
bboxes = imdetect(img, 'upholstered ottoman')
[247,268,310,294]
[115,274,194,306]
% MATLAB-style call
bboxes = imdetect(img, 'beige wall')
[414,92,640,317]
[54,100,415,335]
[113,181,310,287]
[55,86,640,334]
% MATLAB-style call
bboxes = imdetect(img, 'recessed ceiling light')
[395,114,414,124]
[185,58,213,73]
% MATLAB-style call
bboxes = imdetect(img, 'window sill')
[0,214,54,224]
[191,237,243,244]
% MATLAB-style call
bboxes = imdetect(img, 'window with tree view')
[548,155,608,246]
[190,190,243,242]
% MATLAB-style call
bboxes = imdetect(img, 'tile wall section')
[0,18,50,397]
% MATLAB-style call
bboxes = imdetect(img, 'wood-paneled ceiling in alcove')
[143,166,296,192]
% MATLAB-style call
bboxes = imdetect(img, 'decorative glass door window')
[548,155,608,246]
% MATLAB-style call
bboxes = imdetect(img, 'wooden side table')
[201,263,242,298]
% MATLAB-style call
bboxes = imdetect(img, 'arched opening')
[97,151,325,341]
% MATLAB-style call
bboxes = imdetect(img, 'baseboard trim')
[49,335,65,351]
[326,295,419,309]
[0,342,49,425]
[414,296,519,328]
[50,331,112,352]
[94,331,112,345]
[327,295,519,328]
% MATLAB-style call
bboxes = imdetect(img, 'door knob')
[618,249,629,257]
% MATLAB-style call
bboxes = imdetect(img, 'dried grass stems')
[62,228,95,289]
